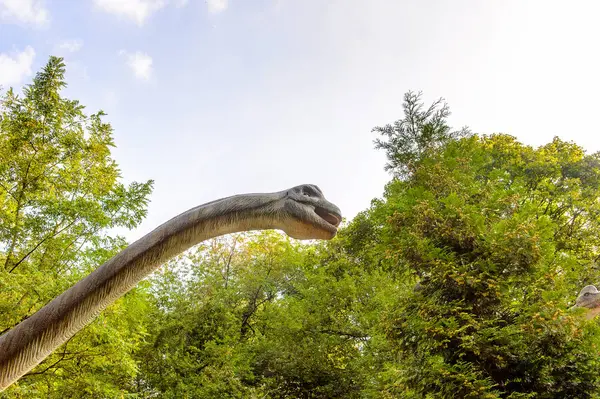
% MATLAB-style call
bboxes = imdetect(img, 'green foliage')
[135,233,286,398]
[135,232,381,398]
[0,56,153,398]
[371,134,600,398]
[373,90,471,177]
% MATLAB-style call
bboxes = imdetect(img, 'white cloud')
[0,0,49,26]
[57,39,83,53]
[206,0,227,14]
[94,0,195,25]
[0,46,36,88]
[119,50,153,80]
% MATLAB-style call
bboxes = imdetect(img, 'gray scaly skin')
[0,184,342,391]
[572,285,600,320]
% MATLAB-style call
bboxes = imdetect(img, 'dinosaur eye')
[299,185,322,199]
[584,292,591,297]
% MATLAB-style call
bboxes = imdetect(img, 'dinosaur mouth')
[314,206,341,227]
[584,302,600,309]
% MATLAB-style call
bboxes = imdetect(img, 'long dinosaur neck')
[0,193,280,391]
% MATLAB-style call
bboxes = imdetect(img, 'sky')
[1,0,599,242]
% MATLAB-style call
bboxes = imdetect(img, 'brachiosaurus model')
[0,184,342,391]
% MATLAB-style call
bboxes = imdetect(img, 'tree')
[370,133,600,398]
[373,91,470,178]
[0,57,153,397]
[135,230,384,398]
[135,232,300,398]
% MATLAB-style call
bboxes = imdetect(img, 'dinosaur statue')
[0,184,342,391]
[572,285,600,320]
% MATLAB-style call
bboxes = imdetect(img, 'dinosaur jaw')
[313,205,342,228]
[281,200,342,240]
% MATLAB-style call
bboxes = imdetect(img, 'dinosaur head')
[280,184,342,240]
[574,285,600,309]
[572,285,600,319]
